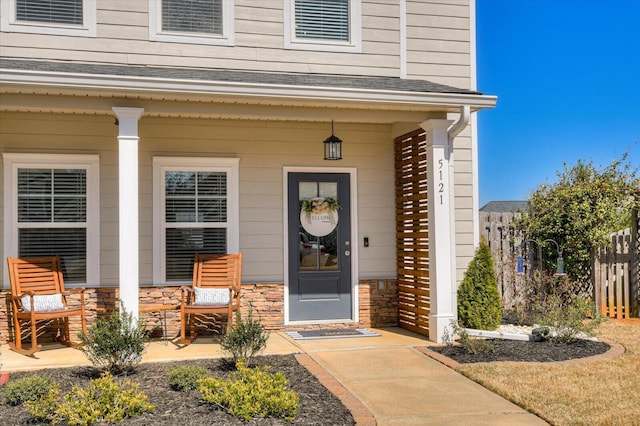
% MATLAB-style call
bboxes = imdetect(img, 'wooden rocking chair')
[180,253,242,344]
[7,256,87,355]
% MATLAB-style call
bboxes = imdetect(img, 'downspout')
[448,105,470,143]
[446,105,471,321]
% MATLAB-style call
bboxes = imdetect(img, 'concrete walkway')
[1,327,547,425]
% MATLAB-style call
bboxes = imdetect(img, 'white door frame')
[283,166,359,325]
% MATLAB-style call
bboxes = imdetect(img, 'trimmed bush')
[220,305,268,366]
[168,365,210,391]
[78,304,148,375]
[28,372,155,425]
[457,237,502,330]
[25,388,59,422]
[198,361,299,422]
[3,374,59,406]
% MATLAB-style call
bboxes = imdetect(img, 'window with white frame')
[3,154,100,286]
[284,0,361,52]
[149,0,235,46]
[153,157,239,283]
[1,0,96,37]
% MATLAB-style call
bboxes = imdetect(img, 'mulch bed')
[428,338,611,363]
[1,355,355,425]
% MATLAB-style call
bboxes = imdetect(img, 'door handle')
[345,250,351,256]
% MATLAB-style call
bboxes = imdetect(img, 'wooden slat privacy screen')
[395,129,430,337]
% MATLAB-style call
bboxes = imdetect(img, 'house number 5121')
[438,158,445,205]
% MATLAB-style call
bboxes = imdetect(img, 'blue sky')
[476,0,640,206]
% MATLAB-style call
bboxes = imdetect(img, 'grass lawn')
[456,319,640,426]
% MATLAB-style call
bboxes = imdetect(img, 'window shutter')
[162,0,223,35]
[295,0,349,41]
[16,0,83,25]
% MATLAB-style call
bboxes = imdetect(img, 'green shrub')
[3,374,59,406]
[198,361,299,422]
[78,304,149,375]
[220,305,269,366]
[168,365,210,391]
[534,295,605,344]
[448,321,497,355]
[457,237,502,330]
[36,372,155,425]
[25,387,59,422]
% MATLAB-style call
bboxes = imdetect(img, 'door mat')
[286,328,380,340]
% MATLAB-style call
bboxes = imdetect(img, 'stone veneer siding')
[0,279,398,343]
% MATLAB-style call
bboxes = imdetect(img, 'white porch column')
[420,118,455,343]
[112,107,144,319]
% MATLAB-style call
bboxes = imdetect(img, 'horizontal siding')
[0,1,472,83]
[0,110,476,288]
[406,0,471,89]
[0,0,403,78]
[0,112,407,286]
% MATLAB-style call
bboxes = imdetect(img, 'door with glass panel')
[288,173,351,321]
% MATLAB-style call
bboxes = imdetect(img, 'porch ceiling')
[0,59,497,123]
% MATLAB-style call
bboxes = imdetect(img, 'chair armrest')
[12,291,35,300]
[180,286,193,305]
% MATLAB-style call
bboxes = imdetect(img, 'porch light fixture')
[323,120,342,160]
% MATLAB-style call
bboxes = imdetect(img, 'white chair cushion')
[21,293,65,313]
[193,287,230,306]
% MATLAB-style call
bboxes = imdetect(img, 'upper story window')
[153,157,239,283]
[284,0,361,52]
[1,0,96,37]
[3,154,100,287]
[149,0,235,46]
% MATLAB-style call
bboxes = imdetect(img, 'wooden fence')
[593,209,640,319]
[479,211,523,309]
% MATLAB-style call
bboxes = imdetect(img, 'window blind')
[18,168,87,223]
[16,0,83,25]
[295,0,349,41]
[19,228,87,283]
[165,171,227,223]
[164,170,228,281]
[17,167,87,283]
[165,228,227,280]
[162,0,223,35]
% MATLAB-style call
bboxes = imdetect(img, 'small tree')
[457,237,502,330]
[517,154,640,295]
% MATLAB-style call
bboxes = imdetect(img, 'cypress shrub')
[457,237,502,330]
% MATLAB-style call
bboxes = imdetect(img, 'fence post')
[632,208,639,317]
[593,246,602,315]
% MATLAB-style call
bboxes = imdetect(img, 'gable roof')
[479,201,528,213]
[1,59,480,95]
